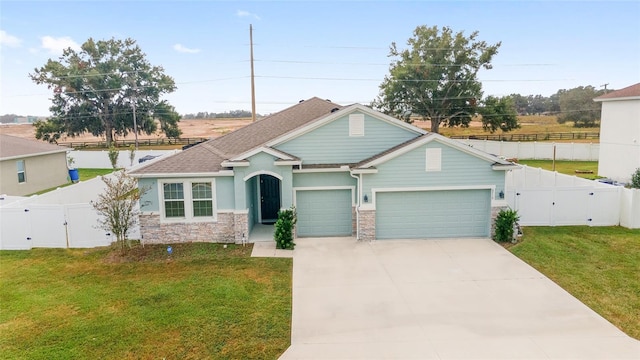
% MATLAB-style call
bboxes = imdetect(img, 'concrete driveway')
[279,238,639,359]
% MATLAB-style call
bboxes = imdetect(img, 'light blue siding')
[363,141,505,199]
[296,189,352,237]
[275,112,419,164]
[138,176,234,213]
[216,177,235,210]
[292,172,357,188]
[376,190,491,239]
[245,176,257,231]
[232,152,294,210]
[139,178,158,212]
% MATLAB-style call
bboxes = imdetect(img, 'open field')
[510,226,640,340]
[0,243,292,359]
[518,160,600,179]
[1,115,599,146]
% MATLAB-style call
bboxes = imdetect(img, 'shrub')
[630,168,640,189]
[274,207,297,250]
[494,208,520,243]
[108,145,119,169]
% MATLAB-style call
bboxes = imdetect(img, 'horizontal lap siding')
[293,172,356,188]
[363,142,504,198]
[275,112,419,164]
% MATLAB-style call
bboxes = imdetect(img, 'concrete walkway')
[276,237,639,359]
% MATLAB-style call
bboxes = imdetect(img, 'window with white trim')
[161,179,216,221]
[349,114,364,136]
[163,183,185,217]
[16,160,26,183]
[192,182,213,217]
[425,148,442,172]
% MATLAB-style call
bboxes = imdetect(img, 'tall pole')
[250,24,256,122]
[132,71,139,149]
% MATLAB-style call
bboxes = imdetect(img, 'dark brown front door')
[260,175,280,224]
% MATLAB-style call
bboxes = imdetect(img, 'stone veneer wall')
[490,205,509,239]
[234,212,249,243]
[359,209,376,241]
[351,206,357,236]
[139,212,239,244]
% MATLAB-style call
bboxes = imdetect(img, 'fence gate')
[28,205,68,248]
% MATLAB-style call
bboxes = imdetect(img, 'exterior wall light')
[364,194,369,203]
[499,190,504,199]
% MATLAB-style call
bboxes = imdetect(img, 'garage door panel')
[296,189,352,237]
[376,190,490,239]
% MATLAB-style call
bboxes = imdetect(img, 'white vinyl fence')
[506,166,640,228]
[458,140,599,161]
[69,149,179,169]
[0,172,142,250]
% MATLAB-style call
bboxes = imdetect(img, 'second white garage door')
[375,189,491,239]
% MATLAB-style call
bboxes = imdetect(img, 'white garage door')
[376,189,491,239]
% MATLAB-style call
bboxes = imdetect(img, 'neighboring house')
[129,97,516,243]
[594,83,640,183]
[0,135,70,196]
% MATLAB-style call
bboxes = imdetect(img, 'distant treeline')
[510,85,610,127]
[182,110,261,119]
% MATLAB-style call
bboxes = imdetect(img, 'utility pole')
[250,24,256,122]
[132,71,139,149]
[601,83,609,94]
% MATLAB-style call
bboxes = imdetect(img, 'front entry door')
[260,175,281,224]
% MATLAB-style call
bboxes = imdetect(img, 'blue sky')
[1,1,639,116]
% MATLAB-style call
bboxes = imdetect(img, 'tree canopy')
[30,37,180,145]
[373,25,506,133]
[557,86,605,127]
[478,96,520,133]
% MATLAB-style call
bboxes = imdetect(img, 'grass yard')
[0,243,292,359]
[510,226,640,340]
[517,160,600,179]
[29,168,115,195]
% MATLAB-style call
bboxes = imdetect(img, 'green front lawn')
[510,226,640,339]
[0,243,292,359]
[517,160,599,179]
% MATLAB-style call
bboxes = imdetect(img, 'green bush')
[630,168,640,189]
[274,207,297,250]
[494,208,520,243]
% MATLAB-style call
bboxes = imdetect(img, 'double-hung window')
[17,160,26,183]
[163,183,185,217]
[192,182,213,217]
[161,180,216,221]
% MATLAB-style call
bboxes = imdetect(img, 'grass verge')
[518,160,599,179]
[0,243,292,359]
[510,226,640,339]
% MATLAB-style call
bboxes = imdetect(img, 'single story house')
[594,83,640,183]
[0,134,70,196]
[129,98,516,243]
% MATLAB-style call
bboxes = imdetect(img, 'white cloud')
[41,35,80,55]
[0,30,22,47]
[173,43,201,54]
[236,10,260,20]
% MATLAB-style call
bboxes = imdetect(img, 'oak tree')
[373,25,505,133]
[30,37,179,145]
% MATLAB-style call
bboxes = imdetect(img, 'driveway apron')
[279,237,640,359]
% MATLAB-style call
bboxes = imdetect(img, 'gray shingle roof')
[0,134,69,160]
[130,97,342,175]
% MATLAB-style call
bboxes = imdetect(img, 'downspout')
[348,169,361,240]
